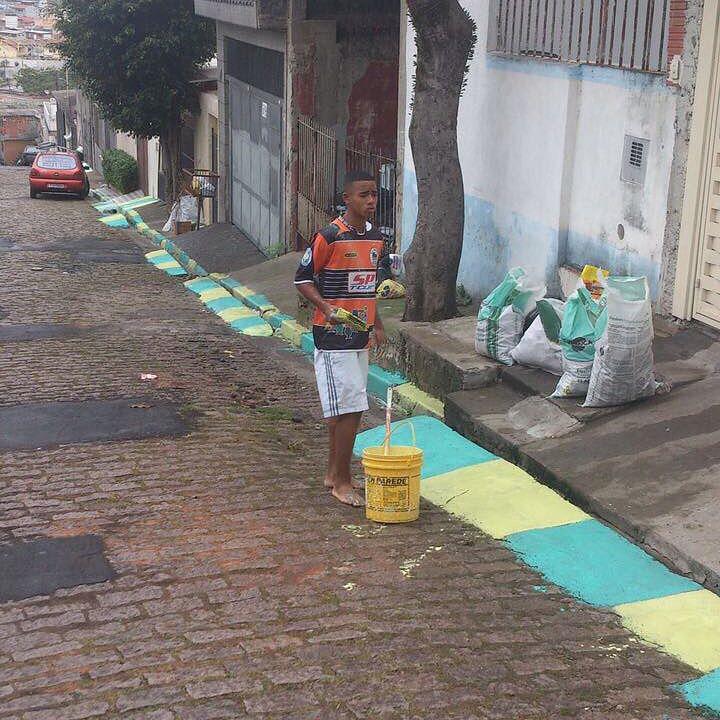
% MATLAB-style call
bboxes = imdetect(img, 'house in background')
[193,0,400,256]
[62,64,219,223]
[0,108,39,163]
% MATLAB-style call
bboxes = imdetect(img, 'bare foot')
[331,485,365,507]
[325,476,365,490]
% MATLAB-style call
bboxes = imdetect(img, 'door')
[228,77,283,253]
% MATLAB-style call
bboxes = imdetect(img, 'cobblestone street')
[0,166,707,719]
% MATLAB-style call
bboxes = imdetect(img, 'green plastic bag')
[552,288,607,397]
[475,268,546,365]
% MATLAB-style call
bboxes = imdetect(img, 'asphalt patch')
[0,535,115,602]
[0,237,143,264]
[0,398,190,451]
[0,323,89,342]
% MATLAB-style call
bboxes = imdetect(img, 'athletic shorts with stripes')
[314,349,370,419]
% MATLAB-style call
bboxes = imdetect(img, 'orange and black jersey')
[294,217,385,351]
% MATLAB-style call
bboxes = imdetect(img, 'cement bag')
[162,195,198,232]
[509,298,565,375]
[475,268,546,365]
[583,276,659,408]
[552,288,607,398]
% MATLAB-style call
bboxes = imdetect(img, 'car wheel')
[80,182,89,200]
[30,188,38,199]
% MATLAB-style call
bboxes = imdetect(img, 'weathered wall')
[400,0,680,301]
[659,0,704,314]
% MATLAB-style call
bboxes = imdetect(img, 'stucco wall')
[400,0,679,301]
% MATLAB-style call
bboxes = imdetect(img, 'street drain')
[0,323,90,342]
[0,535,115,603]
[0,398,190,451]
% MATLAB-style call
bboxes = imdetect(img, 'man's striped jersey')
[294,217,385,351]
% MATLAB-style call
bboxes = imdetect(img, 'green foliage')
[16,67,71,95]
[102,149,138,194]
[50,0,215,140]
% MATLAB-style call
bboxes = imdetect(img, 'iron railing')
[489,0,670,73]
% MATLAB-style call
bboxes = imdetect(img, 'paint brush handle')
[384,387,393,454]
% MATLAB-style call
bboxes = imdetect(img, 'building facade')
[193,0,400,255]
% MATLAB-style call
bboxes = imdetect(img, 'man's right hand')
[323,305,342,325]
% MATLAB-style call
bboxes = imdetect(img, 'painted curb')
[355,416,719,716]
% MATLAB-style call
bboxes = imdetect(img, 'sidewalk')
[112,204,720,595]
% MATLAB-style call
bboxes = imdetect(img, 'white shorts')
[314,349,370,419]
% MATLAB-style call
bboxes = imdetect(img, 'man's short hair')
[344,170,376,190]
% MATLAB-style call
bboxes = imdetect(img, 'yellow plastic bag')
[376,279,406,299]
[581,265,609,300]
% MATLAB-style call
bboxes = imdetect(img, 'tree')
[403,0,476,322]
[51,0,215,201]
[16,68,69,95]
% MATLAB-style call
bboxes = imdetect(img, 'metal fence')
[489,0,670,73]
[297,114,398,246]
[345,143,397,245]
[298,115,337,245]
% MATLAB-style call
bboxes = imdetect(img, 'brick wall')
[668,0,687,61]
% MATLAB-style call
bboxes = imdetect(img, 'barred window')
[488,0,671,73]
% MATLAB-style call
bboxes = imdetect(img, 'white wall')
[400,0,678,300]
[115,132,137,160]
[147,137,160,198]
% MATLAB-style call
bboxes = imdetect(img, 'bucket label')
[367,475,410,512]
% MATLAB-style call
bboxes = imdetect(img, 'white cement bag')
[162,195,198,232]
[475,268,546,366]
[583,276,659,408]
[509,299,564,375]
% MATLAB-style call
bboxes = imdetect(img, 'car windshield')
[37,155,77,170]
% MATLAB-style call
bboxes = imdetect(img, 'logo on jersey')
[348,271,376,293]
[301,247,312,267]
[344,251,357,258]
[370,248,379,266]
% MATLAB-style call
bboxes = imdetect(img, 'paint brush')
[384,386,393,455]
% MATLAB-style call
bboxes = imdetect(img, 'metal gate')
[229,77,283,253]
[298,115,337,245]
[297,115,397,247]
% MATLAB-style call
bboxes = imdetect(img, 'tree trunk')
[403,0,476,322]
[161,123,184,204]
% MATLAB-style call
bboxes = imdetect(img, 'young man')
[294,171,386,507]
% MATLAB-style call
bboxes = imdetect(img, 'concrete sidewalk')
[403,317,720,592]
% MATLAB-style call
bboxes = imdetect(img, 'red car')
[29,150,89,200]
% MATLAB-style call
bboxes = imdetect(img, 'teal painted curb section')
[205,297,244,313]
[185,279,220,295]
[244,293,273,311]
[505,520,700,607]
[355,416,496,479]
[147,253,174,265]
[367,365,407,399]
[679,668,720,714]
[230,316,267,332]
[266,312,294,330]
[300,332,315,355]
[163,266,188,277]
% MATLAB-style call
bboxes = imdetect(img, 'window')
[489,0,671,73]
[37,154,77,170]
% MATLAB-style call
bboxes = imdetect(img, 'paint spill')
[400,546,444,578]
[341,524,385,539]
[343,582,357,592]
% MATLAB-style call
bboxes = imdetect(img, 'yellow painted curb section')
[145,250,167,259]
[157,261,181,270]
[209,273,230,282]
[229,285,254,300]
[615,590,720,673]
[277,319,307,347]
[394,383,444,419]
[422,459,589,539]
[218,306,256,322]
[243,323,274,337]
[199,287,231,302]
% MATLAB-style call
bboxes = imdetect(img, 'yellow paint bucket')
[362,420,423,524]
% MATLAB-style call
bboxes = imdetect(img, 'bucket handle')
[383,420,417,455]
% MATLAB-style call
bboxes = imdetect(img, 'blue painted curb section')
[505,520,700,607]
[354,416,720,716]
[678,669,720,715]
